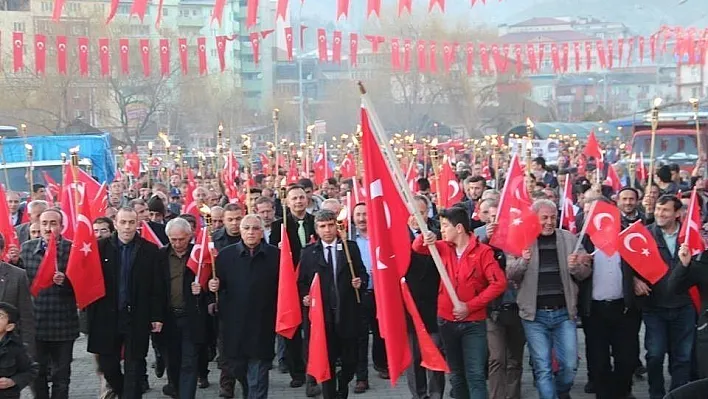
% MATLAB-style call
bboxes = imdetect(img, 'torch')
[69,146,81,213]
[647,97,662,193]
[0,137,9,191]
[198,204,218,301]
[336,208,360,303]
[242,135,252,214]
[690,98,703,174]
[198,152,206,178]
[147,141,154,189]
[526,117,535,140]
[217,122,224,176]
[25,144,34,193]
[429,138,440,200]
[628,153,636,189]
[273,109,280,177]
[525,140,533,174]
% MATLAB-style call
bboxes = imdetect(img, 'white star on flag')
[80,242,92,256]
[641,248,650,257]
[512,218,523,226]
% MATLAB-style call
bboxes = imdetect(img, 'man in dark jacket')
[297,210,368,399]
[87,207,166,399]
[211,203,244,251]
[208,214,279,399]
[21,208,76,399]
[160,217,209,399]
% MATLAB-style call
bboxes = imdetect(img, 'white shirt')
[264,227,272,244]
[323,241,338,276]
[11,213,18,225]
[592,251,624,301]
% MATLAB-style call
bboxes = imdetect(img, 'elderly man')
[160,218,209,399]
[320,198,342,215]
[6,191,23,227]
[211,206,225,231]
[254,197,277,245]
[16,200,48,244]
[208,214,279,399]
[506,199,592,399]
[21,208,76,399]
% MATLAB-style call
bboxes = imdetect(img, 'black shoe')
[161,384,177,398]
[278,361,289,374]
[141,379,150,393]
[584,382,595,394]
[219,387,234,398]
[449,388,455,398]
[634,364,647,378]
[305,382,321,397]
[559,393,572,399]
[290,379,305,388]
[154,357,165,378]
[198,377,210,389]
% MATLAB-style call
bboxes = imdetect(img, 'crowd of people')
[0,149,706,399]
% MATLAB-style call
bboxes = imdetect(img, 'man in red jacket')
[413,206,507,399]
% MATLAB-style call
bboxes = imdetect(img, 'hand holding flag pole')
[336,208,360,303]
[358,82,462,309]
[200,204,218,302]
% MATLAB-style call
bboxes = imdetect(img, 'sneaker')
[353,380,368,394]
[161,384,177,398]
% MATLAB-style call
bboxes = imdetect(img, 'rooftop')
[510,17,569,28]
[499,30,594,43]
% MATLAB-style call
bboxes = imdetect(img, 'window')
[94,3,105,13]
[162,8,168,16]
[41,1,52,12]
[192,9,197,16]
[692,87,700,98]
[118,5,130,14]
[13,22,25,32]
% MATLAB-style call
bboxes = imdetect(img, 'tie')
[327,246,340,313]
[297,220,307,247]
[326,246,334,272]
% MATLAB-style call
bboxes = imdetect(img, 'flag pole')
[337,208,360,303]
[559,176,568,229]
[68,148,82,272]
[359,82,462,308]
[200,205,218,302]
[572,200,597,253]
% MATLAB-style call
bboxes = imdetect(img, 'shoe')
[161,384,177,398]
[155,357,165,378]
[584,382,595,394]
[635,364,647,378]
[305,382,322,397]
[219,387,235,398]
[378,369,390,380]
[278,361,289,374]
[353,380,368,394]
[141,379,149,393]
[558,393,572,399]
[198,377,210,389]
[290,379,305,388]
[449,388,455,398]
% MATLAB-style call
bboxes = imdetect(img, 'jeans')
[643,305,696,399]
[521,308,578,399]
[356,290,387,381]
[438,318,488,399]
[32,340,75,399]
[165,313,199,399]
[231,358,270,399]
[406,323,445,399]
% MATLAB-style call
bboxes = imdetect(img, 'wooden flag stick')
[359,82,462,308]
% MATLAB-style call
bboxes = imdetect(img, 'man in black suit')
[298,210,368,399]
[159,217,209,399]
[208,214,279,399]
[212,203,244,252]
[86,207,166,399]
[269,185,319,396]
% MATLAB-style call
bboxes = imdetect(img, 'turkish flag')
[607,39,614,69]
[489,154,538,256]
[52,0,65,20]
[35,34,47,74]
[212,0,227,26]
[537,44,545,71]
[349,33,358,67]
[59,166,102,241]
[583,131,603,161]
[275,225,302,339]
[514,44,523,75]
[313,146,331,186]
[159,38,170,76]
[399,0,412,16]
[246,0,258,27]
[119,38,130,75]
[287,159,299,184]
[560,177,577,234]
[124,153,141,177]
[367,0,381,18]
[197,37,207,74]
[605,163,622,193]
[429,0,444,12]
[550,43,560,72]
[617,38,624,66]
[307,274,331,383]
[0,184,19,262]
[276,0,287,21]
[332,31,342,64]
[438,157,463,209]
[400,279,449,372]
[90,182,108,220]
[317,29,328,62]
[139,39,150,76]
[637,152,648,182]
[66,200,105,309]
[584,200,620,256]
[443,42,453,72]
[418,40,428,72]
[106,0,119,23]
[31,233,57,297]
[479,43,490,74]
[573,42,581,72]
[285,27,293,62]
[155,0,165,28]
[57,35,67,74]
[679,188,706,256]
[178,38,188,74]
[340,153,356,179]
[250,33,260,65]
[389,38,401,70]
[403,39,411,72]
[596,40,606,69]
[216,35,227,71]
[186,227,213,289]
[561,43,569,72]
[585,41,593,71]
[13,32,23,72]
[526,43,537,73]
[361,104,412,384]
[337,0,349,20]
[98,38,110,77]
[618,221,668,285]
[639,36,646,63]
[140,221,164,248]
[42,171,60,197]
[130,0,149,21]
[77,37,89,76]
[365,35,384,54]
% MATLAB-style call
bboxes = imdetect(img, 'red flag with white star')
[560,176,577,234]
[618,221,667,284]
[66,199,105,309]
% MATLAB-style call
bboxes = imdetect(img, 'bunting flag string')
[3,25,707,78]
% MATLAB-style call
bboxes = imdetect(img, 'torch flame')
[199,204,211,215]
[337,207,349,222]
[24,144,32,150]
[69,146,80,154]
[526,117,535,128]
[653,97,663,108]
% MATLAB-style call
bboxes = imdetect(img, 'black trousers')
[322,331,358,399]
[356,290,387,381]
[32,339,74,399]
[98,314,146,399]
[696,315,708,379]
[284,325,306,382]
[585,300,640,399]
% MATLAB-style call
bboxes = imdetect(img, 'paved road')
[21,329,661,398]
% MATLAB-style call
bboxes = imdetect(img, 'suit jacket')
[214,241,279,360]
[20,237,78,342]
[297,239,368,339]
[160,244,209,345]
[0,262,34,354]
[212,228,241,252]
[148,221,169,246]
[87,234,166,357]
[405,228,441,332]
[270,212,317,266]
[15,223,30,246]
